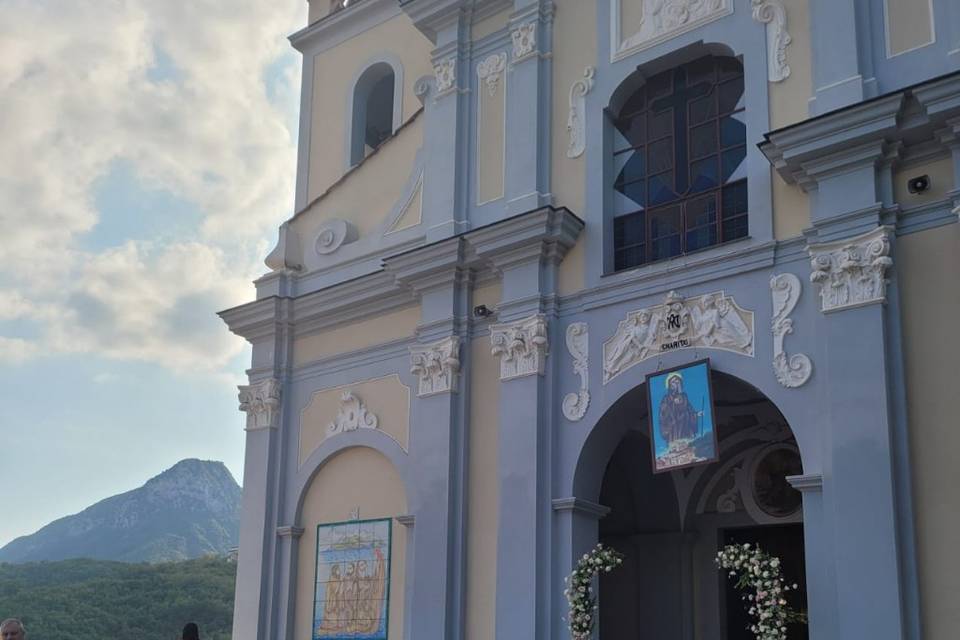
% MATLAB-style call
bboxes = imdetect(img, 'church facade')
[220,1,960,638]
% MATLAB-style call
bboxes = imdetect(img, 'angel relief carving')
[603,290,754,383]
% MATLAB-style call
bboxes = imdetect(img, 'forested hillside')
[0,557,236,640]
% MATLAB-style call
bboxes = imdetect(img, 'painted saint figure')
[658,371,701,445]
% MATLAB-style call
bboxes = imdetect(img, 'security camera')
[907,175,931,194]
[473,304,493,318]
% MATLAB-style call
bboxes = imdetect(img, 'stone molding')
[603,290,754,384]
[395,514,416,527]
[551,497,611,519]
[807,226,894,313]
[562,322,590,421]
[276,525,305,539]
[751,0,791,82]
[409,336,462,396]
[490,314,549,380]
[566,67,595,159]
[786,473,823,492]
[327,390,379,437]
[770,273,812,387]
[476,52,506,96]
[510,21,537,61]
[238,378,282,431]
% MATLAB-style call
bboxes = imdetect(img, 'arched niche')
[571,369,810,640]
[292,445,409,640]
[349,58,403,167]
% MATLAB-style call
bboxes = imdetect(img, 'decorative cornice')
[238,378,282,431]
[327,390,379,437]
[409,336,462,396]
[807,226,894,313]
[760,72,960,189]
[490,313,549,380]
[562,322,589,421]
[770,273,812,387]
[477,52,506,96]
[277,525,305,539]
[786,473,823,492]
[551,497,611,519]
[602,290,754,384]
[751,0,791,82]
[290,0,400,53]
[466,206,584,273]
[401,0,513,42]
[566,67,595,159]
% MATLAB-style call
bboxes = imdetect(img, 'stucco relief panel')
[603,290,754,384]
[298,374,411,466]
[612,0,734,61]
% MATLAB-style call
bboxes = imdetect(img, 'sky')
[0,0,307,546]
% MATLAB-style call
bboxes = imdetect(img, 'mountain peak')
[0,459,241,564]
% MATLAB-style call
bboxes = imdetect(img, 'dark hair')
[182,622,199,640]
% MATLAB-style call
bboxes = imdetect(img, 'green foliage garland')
[563,543,624,639]
[716,543,807,640]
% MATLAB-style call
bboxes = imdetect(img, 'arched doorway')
[594,370,808,640]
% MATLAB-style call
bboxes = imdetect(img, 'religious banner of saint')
[646,359,719,473]
[313,518,391,640]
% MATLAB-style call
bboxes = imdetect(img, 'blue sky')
[0,0,307,546]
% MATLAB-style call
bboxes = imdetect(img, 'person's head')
[666,372,683,393]
[181,622,199,640]
[0,619,26,640]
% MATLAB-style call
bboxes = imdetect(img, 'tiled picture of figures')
[646,359,719,473]
[313,517,391,640]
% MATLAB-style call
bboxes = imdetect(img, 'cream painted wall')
[768,0,812,130]
[387,175,423,233]
[299,374,412,464]
[558,236,585,296]
[294,447,408,640]
[893,157,955,208]
[293,117,424,267]
[473,280,502,311]
[472,8,511,41]
[293,306,420,367]
[771,173,809,240]
[885,0,935,57]
[898,224,960,640]
[466,338,500,640]
[551,0,597,297]
[307,14,432,200]
[550,0,597,218]
[477,65,507,204]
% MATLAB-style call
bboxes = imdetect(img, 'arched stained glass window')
[611,55,748,271]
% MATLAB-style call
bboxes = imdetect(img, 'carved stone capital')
[562,322,590,421]
[327,391,379,437]
[807,226,894,313]
[602,290,754,384]
[276,525,305,539]
[490,314,549,380]
[238,378,282,431]
[770,273,813,387]
[566,67,595,159]
[477,53,506,97]
[410,336,461,397]
[752,0,791,82]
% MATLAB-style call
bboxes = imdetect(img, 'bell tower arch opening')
[583,370,808,640]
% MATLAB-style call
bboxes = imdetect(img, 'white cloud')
[0,0,306,371]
